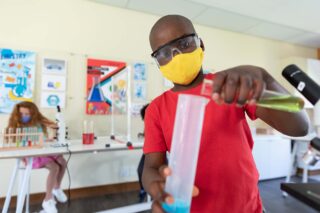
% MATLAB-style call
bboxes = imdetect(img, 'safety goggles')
[151,33,200,66]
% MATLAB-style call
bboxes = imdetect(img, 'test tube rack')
[0,128,44,151]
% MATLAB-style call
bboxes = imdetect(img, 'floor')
[259,176,319,213]
[5,176,319,213]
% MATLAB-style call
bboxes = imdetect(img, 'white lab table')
[0,139,151,213]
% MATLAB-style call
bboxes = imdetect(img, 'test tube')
[32,127,38,145]
[22,127,27,147]
[35,127,39,145]
[27,127,32,147]
[0,128,4,148]
[200,78,304,112]
[162,94,209,213]
[28,127,33,146]
[3,128,8,147]
[8,128,14,147]
[16,128,22,147]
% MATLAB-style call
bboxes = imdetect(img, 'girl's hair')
[7,101,55,134]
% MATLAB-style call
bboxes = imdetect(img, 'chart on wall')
[86,58,127,115]
[131,62,148,115]
[0,49,36,113]
[40,58,67,109]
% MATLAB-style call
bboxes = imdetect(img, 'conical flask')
[88,76,105,102]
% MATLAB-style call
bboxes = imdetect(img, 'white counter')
[252,135,291,180]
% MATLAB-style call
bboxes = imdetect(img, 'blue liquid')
[162,199,190,213]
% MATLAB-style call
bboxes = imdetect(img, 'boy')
[142,15,308,213]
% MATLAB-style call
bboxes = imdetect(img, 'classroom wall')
[0,0,317,196]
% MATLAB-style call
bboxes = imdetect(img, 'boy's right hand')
[149,165,199,213]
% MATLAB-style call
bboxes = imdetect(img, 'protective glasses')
[151,33,200,66]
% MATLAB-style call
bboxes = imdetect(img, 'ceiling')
[90,0,320,48]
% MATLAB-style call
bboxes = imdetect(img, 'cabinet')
[252,135,291,180]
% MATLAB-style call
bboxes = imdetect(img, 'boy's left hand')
[211,65,266,106]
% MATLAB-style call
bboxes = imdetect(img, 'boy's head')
[149,15,196,52]
[149,15,204,86]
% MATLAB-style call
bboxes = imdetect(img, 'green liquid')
[257,95,304,113]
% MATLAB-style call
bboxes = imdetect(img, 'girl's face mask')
[21,115,31,124]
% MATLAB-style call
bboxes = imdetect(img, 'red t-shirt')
[143,74,262,213]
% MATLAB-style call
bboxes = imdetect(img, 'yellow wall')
[0,0,317,196]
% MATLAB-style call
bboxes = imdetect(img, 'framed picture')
[133,63,147,81]
[41,75,66,92]
[41,91,66,108]
[42,58,67,75]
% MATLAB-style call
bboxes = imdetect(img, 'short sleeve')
[244,103,257,120]
[143,102,167,154]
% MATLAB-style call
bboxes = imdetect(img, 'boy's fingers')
[148,181,165,201]
[224,73,239,104]
[165,195,174,204]
[192,186,200,197]
[212,72,227,102]
[252,79,265,101]
[152,201,165,213]
[237,75,253,106]
[159,165,171,179]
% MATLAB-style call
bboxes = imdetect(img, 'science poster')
[86,58,127,115]
[0,49,36,113]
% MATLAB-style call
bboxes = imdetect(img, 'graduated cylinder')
[163,94,209,213]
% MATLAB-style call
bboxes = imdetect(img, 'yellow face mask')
[159,47,204,85]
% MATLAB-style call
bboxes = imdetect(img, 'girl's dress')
[32,155,60,169]
[24,125,61,169]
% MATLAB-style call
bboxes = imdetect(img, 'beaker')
[162,94,209,213]
[83,120,94,145]
[87,76,105,102]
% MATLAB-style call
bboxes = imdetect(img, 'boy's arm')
[256,70,309,136]
[212,65,309,137]
[142,152,170,212]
